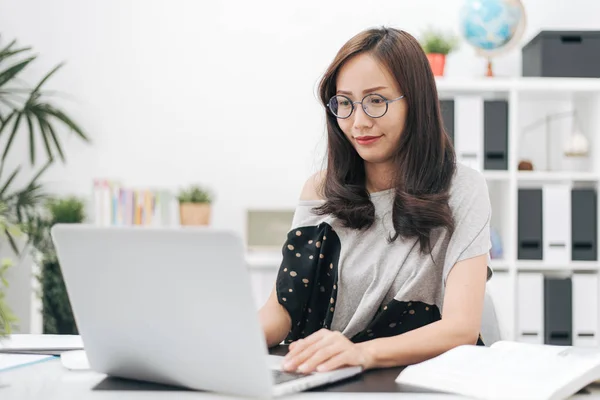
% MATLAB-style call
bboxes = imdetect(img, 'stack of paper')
[0,334,84,355]
[0,354,55,372]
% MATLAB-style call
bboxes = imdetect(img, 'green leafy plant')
[177,185,213,204]
[0,201,20,337]
[0,36,89,334]
[0,258,17,337]
[27,196,85,334]
[420,28,460,55]
[0,35,90,246]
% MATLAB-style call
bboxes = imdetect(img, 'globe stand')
[486,59,494,77]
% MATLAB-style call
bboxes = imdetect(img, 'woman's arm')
[282,253,488,373]
[357,253,488,369]
[258,285,292,348]
[259,171,326,348]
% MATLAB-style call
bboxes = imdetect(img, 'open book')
[395,341,600,400]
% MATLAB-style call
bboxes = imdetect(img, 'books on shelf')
[92,179,179,227]
[395,340,600,400]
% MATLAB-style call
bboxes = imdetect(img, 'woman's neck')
[364,162,395,193]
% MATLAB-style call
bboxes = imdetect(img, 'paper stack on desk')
[0,354,55,372]
[0,334,83,356]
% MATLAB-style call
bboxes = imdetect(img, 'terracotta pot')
[426,53,446,76]
[179,203,211,226]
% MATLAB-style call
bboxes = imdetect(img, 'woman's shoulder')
[290,171,331,229]
[449,162,489,199]
[448,162,491,220]
[299,170,326,201]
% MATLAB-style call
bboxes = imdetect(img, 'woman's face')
[334,53,407,164]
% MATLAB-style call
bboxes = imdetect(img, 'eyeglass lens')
[329,94,388,118]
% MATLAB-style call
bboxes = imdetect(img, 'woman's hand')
[282,329,373,373]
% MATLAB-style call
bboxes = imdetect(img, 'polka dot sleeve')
[275,222,341,343]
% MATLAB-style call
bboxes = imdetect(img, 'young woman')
[258,26,492,375]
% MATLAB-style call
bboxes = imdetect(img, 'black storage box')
[522,30,600,78]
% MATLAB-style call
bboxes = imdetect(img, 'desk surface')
[2,346,600,399]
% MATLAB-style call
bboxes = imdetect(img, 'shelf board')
[435,77,600,97]
[516,260,599,272]
[436,77,512,93]
[516,171,598,182]
[490,259,510,271]
[246,251,282,270]
[483,171,511,181]
[515,77,600,93]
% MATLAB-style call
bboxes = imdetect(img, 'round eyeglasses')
[326,93,405,119]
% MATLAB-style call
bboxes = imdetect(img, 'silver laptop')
[50,224,362,398]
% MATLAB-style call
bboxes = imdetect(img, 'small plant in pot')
[177,185,213,226]
[420,28,459,77]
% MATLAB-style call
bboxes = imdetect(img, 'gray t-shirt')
[276,162,493,344]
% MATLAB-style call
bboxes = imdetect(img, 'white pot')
[561,154,589,172]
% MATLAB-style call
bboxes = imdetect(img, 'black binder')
[483,100,508,170]
[518,189,543,260]
[544,277,572,346]
[572,188,597,261]
[440,100,454,144]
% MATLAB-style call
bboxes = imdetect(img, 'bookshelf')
[436,76,600,347]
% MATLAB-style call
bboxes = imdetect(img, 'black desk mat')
[93,345,405,393]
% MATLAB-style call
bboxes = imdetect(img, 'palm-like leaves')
[0,36,88,236]
[0,42,90,166]
[0,36,89,335]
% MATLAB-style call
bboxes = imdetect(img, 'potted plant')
[177,185,213,226]
[0,36,89,336]
[420,28,460,76]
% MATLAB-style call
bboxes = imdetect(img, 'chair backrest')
[480,291,502,346]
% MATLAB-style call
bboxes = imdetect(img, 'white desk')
[2,357,600,400]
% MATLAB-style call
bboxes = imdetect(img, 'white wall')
[1,0,600,239]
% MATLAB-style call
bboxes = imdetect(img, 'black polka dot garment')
[275,222,486,347]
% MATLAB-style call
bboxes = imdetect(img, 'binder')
[572,188,597,261]
[572,273,598,347]
[483,100,508,170]
[517,272,544,344]
[544,277,572,346]
[440,99,454,144]
[518,189,543,260]
[542,184,571,264]
[454,96,483,171]
[485,271,513,340]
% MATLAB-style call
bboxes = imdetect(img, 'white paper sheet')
[0,354,55,372]
[0,334,83,354]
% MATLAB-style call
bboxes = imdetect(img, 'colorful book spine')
[92,179,178,227]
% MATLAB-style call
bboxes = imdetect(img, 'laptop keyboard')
[272,369,311,384]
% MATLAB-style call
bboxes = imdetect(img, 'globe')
[459,0,527,75]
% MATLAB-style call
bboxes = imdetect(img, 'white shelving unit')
[436,76,600,345]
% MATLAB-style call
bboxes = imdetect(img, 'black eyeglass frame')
[326,93,406,119]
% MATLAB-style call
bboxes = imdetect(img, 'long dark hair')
[314,26,456,255]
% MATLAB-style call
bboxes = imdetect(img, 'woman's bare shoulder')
[300,170,326,201]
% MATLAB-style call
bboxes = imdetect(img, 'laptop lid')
[50,224,275,398]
